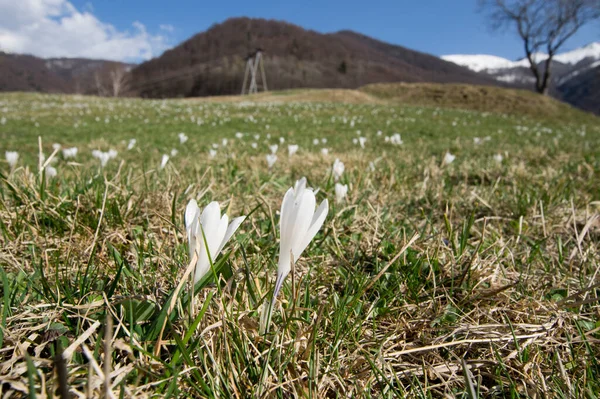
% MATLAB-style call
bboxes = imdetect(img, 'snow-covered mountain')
[442,42,600,114]
[442,42,600,87]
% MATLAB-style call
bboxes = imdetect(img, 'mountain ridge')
[128,17,502,98]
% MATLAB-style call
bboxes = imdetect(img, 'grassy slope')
[0,89,599,398]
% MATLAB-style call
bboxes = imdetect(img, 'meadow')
[0,90,599,398]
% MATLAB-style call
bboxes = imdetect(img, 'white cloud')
[0,0,172,62]
[159,24,174,33]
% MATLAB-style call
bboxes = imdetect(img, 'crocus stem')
[265,272,285,334]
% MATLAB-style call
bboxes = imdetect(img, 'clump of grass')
[0,92,598,397]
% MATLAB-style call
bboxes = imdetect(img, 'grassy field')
[0,89,599,398]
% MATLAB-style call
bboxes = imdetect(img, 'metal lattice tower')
[241,49,268,95]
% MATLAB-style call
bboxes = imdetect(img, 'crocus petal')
[216,216,246,255]
[288,191,317,262]
[296,199,328,258]
[278,187,296,255]
[279,189,315,266]
[185,200,199,230]
[200,202,221,233]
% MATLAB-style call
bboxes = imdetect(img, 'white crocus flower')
[273,177,328,302]
[235,132,244,139]
[321,148,329,156]
[5,151,19,168]
[107,149,118,159]
[493,154,504,163]
[335,183,348,204]
[171,149,178,157]
[390,133,403,145]
[288,144,299,156]
[444,152,456,165]
[312,138,319,145]
[332,158,344,181]
[185,200,246,284]
[209,149,217,158]
[160,154,169,169]
[269,144,278,154]
[127,139,137,150]
[266,154,277,168]
[62,147,78,158]
[251,142,258,149]
[92,150,111,167]
[52,143,61,151]
[46,165,57,179]
[358,137,367,148]
[178,133,188,144]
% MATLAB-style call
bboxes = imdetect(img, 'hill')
[128,17,502,98]
[182,82,595,123]
[0,52,133,95]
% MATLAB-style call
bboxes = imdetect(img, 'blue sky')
[73,0,599,59]
[0,0,598,62]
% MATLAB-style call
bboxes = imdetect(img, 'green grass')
[0,90,599,398]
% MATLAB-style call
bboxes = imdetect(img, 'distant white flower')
[352,138,358,145]
[321,148,329,156]
[368,161,375,172]
[273,177,328,302]
[171,149,178,157]
[312,138,319,145]
[266,154,277,168]
[251,142,258,149]
[178,133,188,144]
[377,130,382,136]
[52,143,61,151]
[254,134,260,140]
[384,136,390,142]
[92,150,111,167]
[127,139,136,150]
[493,154,503,163]
[443,152,456,165]
[62,147,78,159]
[390,133,403,145]
[160,154,169,169]
[107,149,118,159]
[209,149,217,158]
[269,144,278,154]
[358,137,367,148]
[45,165,57,179]
[335,183,348,204]
[212,143,219,149]
[235,132,244,139]
[332,158,344,181]
[185,200,246,284]
[279,137,285,144]
[222,139,228,147]
[321,138,327,144]
[5,151,19,168]
[473,137,482,145]
[288,144,299,156]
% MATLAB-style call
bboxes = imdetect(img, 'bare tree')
[109,65,131,97]
[480,0,600,94]
[94,71,108,96]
